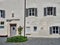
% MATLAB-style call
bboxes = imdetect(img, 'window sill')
[47,15,53,16]
[26,34,31,35]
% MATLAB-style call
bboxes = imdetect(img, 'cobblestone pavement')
[0,37,60,45]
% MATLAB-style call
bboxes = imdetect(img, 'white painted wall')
[0,0,24,36]
[0,0,60,38]
[26,0,60,38]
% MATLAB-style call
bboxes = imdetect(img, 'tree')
[18,26,23,36]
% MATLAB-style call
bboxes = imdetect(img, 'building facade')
[0,0,60,38]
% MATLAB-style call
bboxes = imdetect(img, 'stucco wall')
[26,0,60,37]
[0,0,24,36]
[0,0,60,38]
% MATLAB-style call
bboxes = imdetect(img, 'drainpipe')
[24,0,26,37]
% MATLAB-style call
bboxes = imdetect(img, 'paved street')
[0,37,60,45]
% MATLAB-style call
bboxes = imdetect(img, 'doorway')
[10,24,16,36]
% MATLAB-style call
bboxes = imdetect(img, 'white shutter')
[26,27,31,34]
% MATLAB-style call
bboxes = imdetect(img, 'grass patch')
[6,36,28,42]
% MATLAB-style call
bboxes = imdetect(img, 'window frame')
[26,8,37,17]
[34,26,37,31]
[1,22,4,25]
[0,10,5,18]
[25,27,31,35]
[44,7,56,16]
[0,26,4,29]
[50,26,59,34]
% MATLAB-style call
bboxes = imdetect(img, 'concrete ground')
[0,37,60,45]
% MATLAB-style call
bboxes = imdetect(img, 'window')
[34,26,37,31]
[0,10,5,18]
[50,26,59,34]
[0,21,4,29]
[0,26,4,28]
[26,8,37,17]
[1,22,4,25]
[44,7,56,16]
[12,13,14,17]
[26,27,31,34]
[13,26,16,30]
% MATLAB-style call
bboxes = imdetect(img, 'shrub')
[7,36,28,42]
[18,26,23,36]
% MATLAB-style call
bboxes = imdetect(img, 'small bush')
[18,26,23,36]
[7,36,28,42]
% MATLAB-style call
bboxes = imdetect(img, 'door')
[10,24,16,36]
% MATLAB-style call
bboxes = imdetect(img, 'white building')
[0,0,60,38]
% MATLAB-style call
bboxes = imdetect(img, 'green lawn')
[6,36,28,42]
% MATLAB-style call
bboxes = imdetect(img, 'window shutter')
[59,27,60,34]
[25,9,28,17]
[44,8,46,16]
[1,10,5,18]
[54,7,56,16]
[35,8,37,16]
[50,27,52,34]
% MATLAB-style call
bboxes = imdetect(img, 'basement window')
[0,26,4,28]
